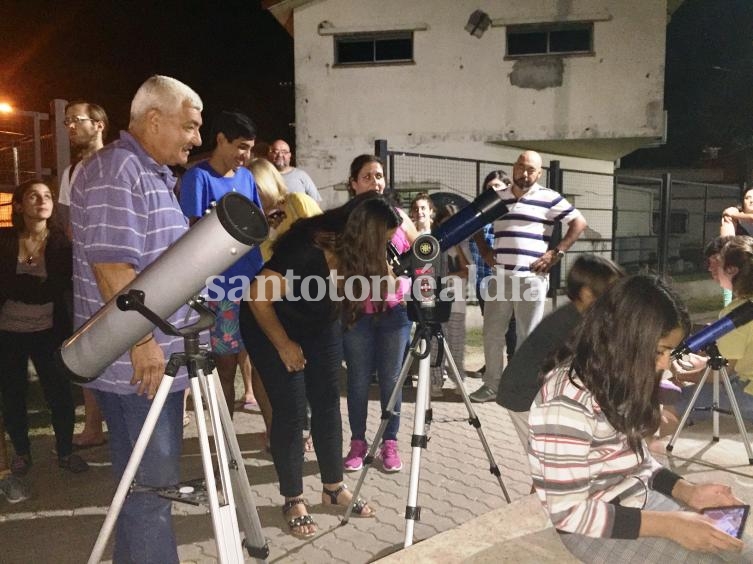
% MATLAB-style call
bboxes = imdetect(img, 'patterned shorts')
[207,299,245,355]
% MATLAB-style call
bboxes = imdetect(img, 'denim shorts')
[207,299,245,355]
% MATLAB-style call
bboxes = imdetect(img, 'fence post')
[658,172,672,276]
[32,113,43,180]
[548,160,563,304]
[52,99,70,186]
[611,175,618,263]
[375,139,393,190]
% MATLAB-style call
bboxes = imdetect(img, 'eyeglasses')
[267,209,286,221]
[268,150,290,156]
[63,116,94,126]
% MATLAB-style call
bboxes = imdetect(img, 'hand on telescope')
[130,337,166,399]
[671,352,706,382]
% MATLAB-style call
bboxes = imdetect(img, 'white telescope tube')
[57,192,268,383]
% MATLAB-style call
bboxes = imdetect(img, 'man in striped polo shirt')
[71,75,202,563]
[470,150,587,403]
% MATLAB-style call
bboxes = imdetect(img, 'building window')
[506,23,593,57]
[335,32,413,65]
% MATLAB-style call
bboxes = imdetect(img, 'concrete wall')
[290,0,667,209]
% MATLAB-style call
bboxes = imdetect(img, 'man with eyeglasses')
[58,101,110,449]
[266,139,322,203]
[58,101,108,230]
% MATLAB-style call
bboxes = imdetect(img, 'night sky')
[0,0,294,145]
[2,0,752,170]
[624,0,753,169]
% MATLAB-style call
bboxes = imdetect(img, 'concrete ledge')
[378,494,578,563]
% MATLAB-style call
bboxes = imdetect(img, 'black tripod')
[88,291,269,563]
[666,343,753,465]
[342,316,510,548]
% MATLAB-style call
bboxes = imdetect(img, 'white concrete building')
[264,0,681,214]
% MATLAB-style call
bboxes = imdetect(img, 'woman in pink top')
[343,155,419,472]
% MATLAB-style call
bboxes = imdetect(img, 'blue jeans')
[94,390,184,564]
[344,305,412,442]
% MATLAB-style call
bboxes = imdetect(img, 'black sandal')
[282,497,316,539]
[322,483,375,517]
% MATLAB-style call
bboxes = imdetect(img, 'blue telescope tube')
[673,300,753,358]
[433,189,509,252]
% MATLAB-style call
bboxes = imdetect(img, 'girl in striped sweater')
[528,274,749,562]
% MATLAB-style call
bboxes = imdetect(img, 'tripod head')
[387,188,510,325]
[673,300,753,359]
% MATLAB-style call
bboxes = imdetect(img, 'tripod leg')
[191,372,244,564]
[442,340,511,503]
[342,334,417,524]
[88,375,175,564]
[719,367,753,465]
[404,343,432,548]
[713,369,721,440]
[207,369,269,561]
[666,367,711,453]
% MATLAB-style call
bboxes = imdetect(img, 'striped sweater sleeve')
[528,374,642,539]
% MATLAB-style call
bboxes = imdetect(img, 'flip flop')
[242,400,259,410]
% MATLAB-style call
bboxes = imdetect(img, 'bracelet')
[135,335,155,347]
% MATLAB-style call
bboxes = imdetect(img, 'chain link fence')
[0,111,54,189]
[0,110,57,227]
[377,140,741,288]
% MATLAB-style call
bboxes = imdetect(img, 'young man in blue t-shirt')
[179,110,264,417]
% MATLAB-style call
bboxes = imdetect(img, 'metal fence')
[0,109,59,227]
[375,140,741,288]
[0,110,54,191]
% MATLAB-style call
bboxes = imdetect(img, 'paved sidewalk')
[3,304,752,562]
[0,364,533,563]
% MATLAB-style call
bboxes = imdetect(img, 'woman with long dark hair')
[529,275,749,562]
[0,179,88,476]
[240,192,400,538]
[343,154,418,473]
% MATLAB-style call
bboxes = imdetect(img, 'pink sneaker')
[344,439,368,471]
[380,440,402,472]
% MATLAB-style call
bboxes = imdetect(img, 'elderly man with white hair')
[70,75,202,563]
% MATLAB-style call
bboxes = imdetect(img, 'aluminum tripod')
[341,321,510,548]
[666,343,753,465]
[88,293,269,563]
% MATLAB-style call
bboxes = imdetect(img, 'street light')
[0,102,50,181]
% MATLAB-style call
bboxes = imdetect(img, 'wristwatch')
[553,247,565,260]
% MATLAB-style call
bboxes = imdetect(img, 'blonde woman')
[247,158,322,449]
[248,158,322,262]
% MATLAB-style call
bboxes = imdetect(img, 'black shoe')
[58,453,89,473]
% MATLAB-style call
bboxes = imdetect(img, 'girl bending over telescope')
[529,274,750,562]
[240,192,399,538]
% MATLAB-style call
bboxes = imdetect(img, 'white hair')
[129,75,203,126]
